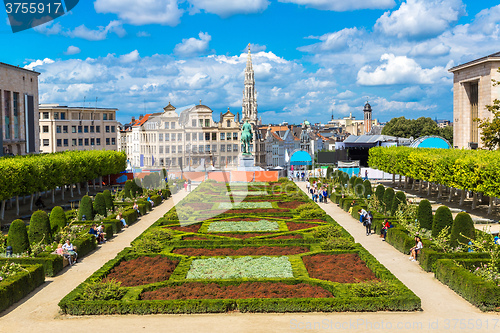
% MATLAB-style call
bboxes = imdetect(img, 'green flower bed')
[228,191,268,196]
[186,256,293,279]
[207,220,280,232]
[218,202,273,209]
[0,264,45,313]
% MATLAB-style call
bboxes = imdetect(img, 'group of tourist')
[89,223,106,244]
[357,208,373,236]
[55,239,78,266]
[306,180,329,203]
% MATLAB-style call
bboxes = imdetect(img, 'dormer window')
[227,120,230,127]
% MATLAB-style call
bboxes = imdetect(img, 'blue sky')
[1,0,499,125]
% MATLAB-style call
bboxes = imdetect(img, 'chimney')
[139,114,144,120]
[131,116,136,123]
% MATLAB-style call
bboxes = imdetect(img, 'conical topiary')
[103,189,114,212]
[354,177,364,197]
[28,210,52,245]
[391,191,407,216]
[450,212,476,248]
[49,206,67,234]
[124,180,133,198]
[78,195,94,221]
[417,199,433,230]
[383,187,395,214]
[363,180,372,198]
[94,193,107,217]
[7,219,30,254]
[432,206,453,237]
[375,184,385,203]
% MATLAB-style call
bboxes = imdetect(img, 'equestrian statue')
[240,120,253,155]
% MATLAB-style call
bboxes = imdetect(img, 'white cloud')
[64,46,81,55]
[174,32,212,57]
[68,20,126,41]
[278,0,395,11]
[469,5,500,35]
[94,0,183,26]
[24,58,55,70]
[299,28,360,53]
[357,53,448,85]
[34,21,62,35]
[337,90,356,99]
[137,31,151,37]
[375,0,465,39]
[120,50,140,63]
[373,96,436,112]
[188,0,269,17]
[242,43,267,53]
[410,41,450,57]
[391,86,425,101]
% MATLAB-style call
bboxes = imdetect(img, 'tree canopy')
[381,116,453,145]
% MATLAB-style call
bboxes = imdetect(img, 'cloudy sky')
[2,0,500,124]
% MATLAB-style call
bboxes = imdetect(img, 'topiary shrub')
[432,206,453,237]
[391,191,407,216]
[375,184,385,203]
[124,180,133,198]
[450,212,476,248]
[93,193,107,218]
[417,199,433,230]
[383,187,395,215]
[28,210,52,245]
[363,180,372,198]
[103,190,114,212]
[78,195,94,221]
[49,206,67,234]
[349,176,358,190]
[7,219,30,254]
[131,180,143,197]
[354,178,364,197]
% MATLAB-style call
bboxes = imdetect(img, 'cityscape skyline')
[0,0,498,125]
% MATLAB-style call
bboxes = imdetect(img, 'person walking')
[364,211,373,236]
[306,180,310,193]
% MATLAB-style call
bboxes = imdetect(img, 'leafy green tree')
[391,191,407,216]
[49,206,67,234]
[439,126,453,146]
[450,212,475,248]
[7,219,30,254]
[382,116,441,139]
[477,99,500,150]
[28,210,52,245]
[375,184,385,203]
[93,193,107,217]
[103,190,114,212]
[417,199,433,230]
[383,187,395,215]
[432,206,453,237]
[78,195,94,221]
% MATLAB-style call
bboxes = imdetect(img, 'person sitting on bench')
[35,197,46,209]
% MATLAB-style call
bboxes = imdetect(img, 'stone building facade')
[0,62,40,156]
[449,52,500,149]
[38,104,119,153]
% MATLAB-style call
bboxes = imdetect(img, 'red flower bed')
[141,282,333,300]
[165,224,201,233]
[211,233,270,239]
[303,254,379,283]
[278,201,307,209]
[104,256,179,287]
[286,222,321,231]
[269,234,303,240]
[172,246,309,256]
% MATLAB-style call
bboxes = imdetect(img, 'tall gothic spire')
[242,43,258,123]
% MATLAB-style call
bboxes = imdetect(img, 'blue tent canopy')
[410,136,451,149]
[290,150,312,165]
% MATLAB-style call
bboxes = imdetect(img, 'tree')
[383,187,395,214]
[432,206,453,237]
[354,177,364,197]
[93,193,107,217]
[391,191,407,216]
[362,180,372,198]
[417,199,433,230]
[375,184,385,203]
[124,180,133,199]
[439,126,453,146]
[477,99,500,150]
[28,210,52,245]
[450,212,475,248]
[7,219,30,254]
[78,195,94,221]
[49,206,67,234]
[103,189,114,212]
[382,116,441,139]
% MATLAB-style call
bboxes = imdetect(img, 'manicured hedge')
[0,264,45,314]
[0,255,63,277]
[386,228,415,254]
[418,248,489,272]
[7,219,30,254]
[73,234,98,258]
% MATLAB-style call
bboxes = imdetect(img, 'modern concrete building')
[0,62,40,156]
[38,104,119,153]
[449,52,500,149]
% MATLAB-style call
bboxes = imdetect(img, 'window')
[172,146,176,153]
[96,126,100,133]
[63,126,68,133]
[205,133,210,141]
[96,138,101,146]
[106,138,110,145]
[199,119,203,127]
[111,126,116,133]
[78,126,82,133]
[108,113,114,120]
[54,112,59,120]
[165,133,170,141]
[159,133,163,142]
[227,133,231,140]
[43,126,49,133]
[56,139,62,147]
[192,119,196,127]
[178,145,182,153]
[220,144,225,152]
[192,133,197,141]
[90,138,95,146]
[105,126,110,133]
[221,133,225,140]
[212,133,216,140]
[171,134,176,142]
[226,144,231,152]
[185,133,190,141]
[221,156,226,165]
[159,146,163,154]
[84,126,89,133]
[165,122,169,129]
[212,144,217,152]
[171,122,176,129]
[90,126,94,133]
[60,112,66,120]
[56,126,61,134]
[72,126,76,133]
[111,138,116,145]
[72,112,79,120]
[63,139,68,147]
[205,144,210,153]
[192,145,197,153]
[78,139,83,146]
[94,113,100,120]
[199,133,204,141]
[233,133,238,140]
[199,145,203,153]
[178,133,182,141]
[84,138,89,146]
[72,139,77,146]
[227,120,230,127]
[103,113,108,120]
[205,119,210,127]
[165,146,170,154]
[43,112,49,119]
[233,144,238,152]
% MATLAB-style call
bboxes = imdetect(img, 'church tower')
[363,101,372,134]
[242,44,258,124]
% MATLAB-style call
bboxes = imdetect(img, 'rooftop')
[0,62,40,75]
[449,51,500,72]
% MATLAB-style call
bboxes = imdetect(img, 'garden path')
[1,182,499,333]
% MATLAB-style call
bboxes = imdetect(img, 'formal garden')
[58,178,420,315]
[0,150,179,314]
[321,146,500,311]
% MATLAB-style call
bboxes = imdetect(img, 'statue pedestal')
[237,154,261,171]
